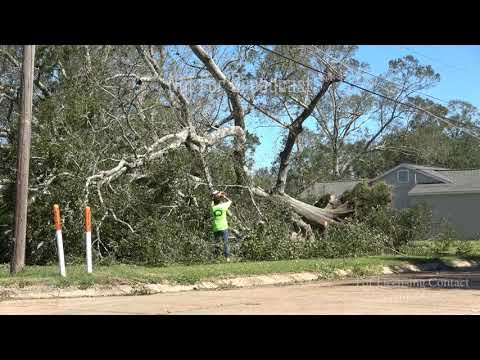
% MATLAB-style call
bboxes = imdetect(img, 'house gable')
[370,163,451,186]
[370,164,452,210]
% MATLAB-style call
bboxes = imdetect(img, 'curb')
[1,259,478,301]
[0,272,321,301]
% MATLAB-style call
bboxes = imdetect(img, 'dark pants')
[214,230,230,258]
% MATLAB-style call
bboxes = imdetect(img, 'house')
[299,163,480,239]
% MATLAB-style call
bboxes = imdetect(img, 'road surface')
[1,269,479,314]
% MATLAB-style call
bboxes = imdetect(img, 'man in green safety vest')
[211,190,232,262]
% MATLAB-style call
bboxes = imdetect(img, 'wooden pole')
[10,45,35,275]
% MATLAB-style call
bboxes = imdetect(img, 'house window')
[397,169,409,184]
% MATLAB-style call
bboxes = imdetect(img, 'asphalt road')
[1,269,479,314]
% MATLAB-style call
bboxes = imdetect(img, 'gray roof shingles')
[301,164,480,199]
[408,164,449,171]
[410,169,480,195]
[409,183,480,195]
[435,170,480,186]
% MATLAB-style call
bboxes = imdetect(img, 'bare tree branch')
[85,126,246,204]
[274,73,340,194]
[190,45,249,186]
[135,46,191,125]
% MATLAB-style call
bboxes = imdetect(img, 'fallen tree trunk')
[251,186,353,228]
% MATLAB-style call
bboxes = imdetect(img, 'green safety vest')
[211,200,232,232]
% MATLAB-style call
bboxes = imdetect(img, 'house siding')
[302,163,480,239]
[374,167,446,209]
[375,167,417,209]
[410,193,480,239]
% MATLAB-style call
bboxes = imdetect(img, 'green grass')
[2,240,479,290]
[0,255,455,288]
[401,240,480,257]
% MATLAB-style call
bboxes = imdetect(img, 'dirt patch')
[334,269,353,277]
[211,272,319,289]
[382,266,394,275]
[450,259,477,268]
[394,264,421,273]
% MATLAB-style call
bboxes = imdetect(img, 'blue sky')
[250,45,480,170]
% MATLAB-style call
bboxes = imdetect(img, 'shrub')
[238,203,299,261]
[341,181,392,220]
[318,220,391,258]
[431,220,457,255]
[455,241,475,257]
[0,204,11,264]
[363,204,432,250]
[115,205,215,266]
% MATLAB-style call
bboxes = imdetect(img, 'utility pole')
[10,45,35,275]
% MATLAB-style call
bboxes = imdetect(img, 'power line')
[308,46,480,135]
[255,45,480,141]
[398,46,473,75]
[306,45,451,106]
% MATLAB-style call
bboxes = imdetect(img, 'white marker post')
[84,206,93,274]
[53,204,66,277]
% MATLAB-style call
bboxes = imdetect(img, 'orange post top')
[53,204,62,231]
[84,206,92,232]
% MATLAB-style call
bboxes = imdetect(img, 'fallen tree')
[1,45,361,266]
[84,120,353,239]
[80,45,357,244]
[189,45,353,233]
